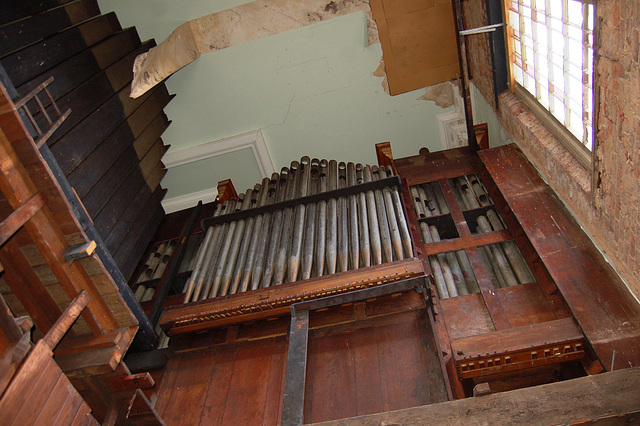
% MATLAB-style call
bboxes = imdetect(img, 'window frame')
[504,0,597,170]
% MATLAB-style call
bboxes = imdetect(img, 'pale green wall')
[161,148,262,199]
[99,1,454,200]
[470,83,511,148]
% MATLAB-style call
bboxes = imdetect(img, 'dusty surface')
[131,0,378,98]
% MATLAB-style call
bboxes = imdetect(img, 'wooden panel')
[370,0,459,95]
[440,293,495,341]
[479,144,640,370]
[0,0,77,26]
[0,340,97,425]
[394,147,483,186]
[69,110,168,199]
[498,282,559,327]
[16,28,141,101]
[104,184,165,253]
[156,337,287,426]
[50,84,170,175]
[304,309,448,423]
[452,317,584,379]
[0,0,101,57]
[29,41,147,139]
[115,199,166,281]
[0,13,120,87]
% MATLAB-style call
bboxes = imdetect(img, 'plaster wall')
[98,1,453,201]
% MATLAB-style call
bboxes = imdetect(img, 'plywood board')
[370,0,460,95]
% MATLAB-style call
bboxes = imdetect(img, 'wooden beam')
[315,367,640,425]
[0,191,46,247]
[42,290,89,350]
[281,309,309,426]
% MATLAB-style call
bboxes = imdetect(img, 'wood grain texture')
[156,337,287,426]
[0,341,97,425]
[479,144,640,370]
[305,309,448,423]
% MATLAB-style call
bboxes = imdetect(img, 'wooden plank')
[221,338,277,425]
[11,358,64,424]
[305,324,356,423]
[159,344,218,425]
[498,283,559,328]
[262,338,287,426]
[0,340,53,422]
[30,41,147,140]
[69,110,167,199]
[0,332,32,396]
[0,0,101,57]
[16,28,141,103]
[393,147,482,186]
[89,139,166,226]
[104,372,155,393]
[0,191,45,246]
[317,367,640,425]
[0,0,77,26]
[465,246,511,330]
[352,326,384,416]
[160,258,426,334]
[0,13,121,87]
[377,311,431,411]
[55,328,123,355]
[440,293,495,341]
[104,184,164,253]
[115,200,165,281]
[196,348,236,425]
[370,0,459,95]
[42,289,89,349]
[33,374,77,425]
[0,237,63,333]
[83,146,142,218]
[49,83,160,174]
[479,144,640,369]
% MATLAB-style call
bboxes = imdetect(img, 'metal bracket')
[459,22,506,36]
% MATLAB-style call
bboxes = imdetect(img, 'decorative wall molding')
[437,111,467,149]
[437,82,467,149]
[163,130,276,177]
[161,188,218,214]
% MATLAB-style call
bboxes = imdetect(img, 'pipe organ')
[129,143,640,425]
[135,157,415,305]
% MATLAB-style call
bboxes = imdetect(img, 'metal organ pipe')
[178,157,413,304]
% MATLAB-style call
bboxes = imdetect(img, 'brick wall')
[462,0,495,109]
[463,0,640,297]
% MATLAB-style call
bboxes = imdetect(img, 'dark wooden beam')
[314,367,640,425]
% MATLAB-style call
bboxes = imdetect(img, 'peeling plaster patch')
[418,81,455,108]
[373,57,389,94]
[131,0,378,98]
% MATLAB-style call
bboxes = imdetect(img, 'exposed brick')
[463,0,640,297]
